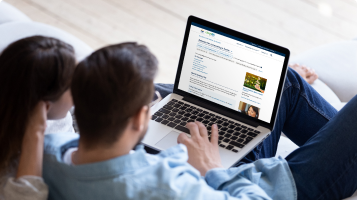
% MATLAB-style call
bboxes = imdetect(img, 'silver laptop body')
[142,16,290,168]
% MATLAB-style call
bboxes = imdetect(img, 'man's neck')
[71,123,145,165]
[72,139,133,165]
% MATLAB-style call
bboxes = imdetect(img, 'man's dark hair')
[71,42,158,148]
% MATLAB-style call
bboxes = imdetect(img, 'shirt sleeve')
[171,166,271,200]
[204,168,272,200]
[154,144,272,200]
[4,176,48,200]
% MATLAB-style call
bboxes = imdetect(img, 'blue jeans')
[154,68,357,200]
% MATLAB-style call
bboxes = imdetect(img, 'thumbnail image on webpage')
[238,101,260,119]
[243,72,267,94]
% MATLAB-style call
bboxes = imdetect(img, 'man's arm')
[177,122,271,199]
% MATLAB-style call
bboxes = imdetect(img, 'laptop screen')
[178,22,286,123]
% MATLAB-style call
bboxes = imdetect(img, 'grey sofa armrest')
[290,41,357,102]
[0,1,31,25]
[0,21,93,61]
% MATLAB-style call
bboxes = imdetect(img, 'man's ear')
[132,105,149,132]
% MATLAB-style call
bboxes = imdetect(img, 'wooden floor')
[5,0,357,83]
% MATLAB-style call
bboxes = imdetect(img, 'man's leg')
[154,83,174,99]
[286,96,357,200]
[241,68,338,163]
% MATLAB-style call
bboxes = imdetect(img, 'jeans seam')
[292,83,332,121]
[299,92,332,120]
[254,142,264,159]
[282,82,292,93]
[255,149,260,159]
[316,153,357,200]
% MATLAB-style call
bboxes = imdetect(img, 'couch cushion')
[0,2,31,25]
[0,21,93,61]
[290,41,357,102]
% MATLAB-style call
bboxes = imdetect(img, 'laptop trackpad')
[155,131,180,150]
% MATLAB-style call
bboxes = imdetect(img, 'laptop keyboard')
[151,99,261,153]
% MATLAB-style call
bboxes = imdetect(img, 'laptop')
[142,16,290,168]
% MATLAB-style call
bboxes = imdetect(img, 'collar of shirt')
[44,132,190,181]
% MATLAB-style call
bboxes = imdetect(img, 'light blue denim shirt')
[43,133,297,200]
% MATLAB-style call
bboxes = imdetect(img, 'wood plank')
[106,0,187,82]
[263,0,357,39]
[146,0,316,55]
[4,0,39,15]
[185,0,346,56]
[336,0,356,8]
[302,0,357,26]
[103,0,186,38]
[4,0,103,48]
[35,0,183,82]
[221,0,343,43]
[26,0,135,43]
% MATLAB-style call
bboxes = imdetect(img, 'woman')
[247,105,259,118]
[0,36,75,200]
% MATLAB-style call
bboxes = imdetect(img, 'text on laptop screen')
[178,22,285,123]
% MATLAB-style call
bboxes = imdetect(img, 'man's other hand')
[177,121,223,176]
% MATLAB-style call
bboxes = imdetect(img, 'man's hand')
[177,121,223,176]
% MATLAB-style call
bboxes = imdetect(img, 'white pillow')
[0,21,93,61]
[290,41,357,102]
[0,2,31,25]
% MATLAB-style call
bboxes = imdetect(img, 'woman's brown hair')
[0,36,75,172]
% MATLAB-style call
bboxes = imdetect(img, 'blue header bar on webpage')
[191,22,285,57]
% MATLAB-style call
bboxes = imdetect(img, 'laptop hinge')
[182,96,259,128]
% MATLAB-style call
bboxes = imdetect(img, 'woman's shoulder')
[0,165,48,200]
[3,176,48,200]
[0,165,16,199]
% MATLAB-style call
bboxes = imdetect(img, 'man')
[43,43,357,200]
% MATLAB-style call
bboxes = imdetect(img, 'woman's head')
[247,106,259,118]
[0,36,76,170]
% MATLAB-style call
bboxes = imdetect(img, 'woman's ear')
[45,101,51,111]
[45,101,54,118]
[45,90,73,120]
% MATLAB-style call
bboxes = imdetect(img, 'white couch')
[1,1,356,199]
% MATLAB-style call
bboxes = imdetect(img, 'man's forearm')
[205,168,271,200]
